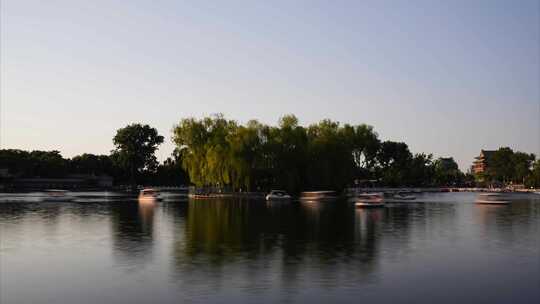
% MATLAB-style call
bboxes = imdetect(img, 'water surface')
[1,192,539,303]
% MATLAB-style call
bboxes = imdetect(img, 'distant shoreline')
[1,187,538,193]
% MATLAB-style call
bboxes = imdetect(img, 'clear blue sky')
[1,0,539,170]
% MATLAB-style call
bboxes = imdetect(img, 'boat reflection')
[138,198,156,228]
[138,188,162,203]
[109,200,156,266]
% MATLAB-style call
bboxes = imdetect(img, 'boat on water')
[355,193,385,208]
[387,191,416,201]
[299,191,338,202]
[41,190,74,202]
[138,188,162,202]
[475,193,509,205]
[266,190,291,201]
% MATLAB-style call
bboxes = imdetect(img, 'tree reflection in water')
[474,200,540,250]
[109,200,155,267]
[170,199,398,293]
[1,193,538,303]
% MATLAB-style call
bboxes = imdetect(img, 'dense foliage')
[173,114,467,193]
[0,148,188,187]
[0,150,69,178]
[3,118,536,190]
[112,124,164,186]
[0,124,185,187]
[527,160,540,188]
[479,147,537,186]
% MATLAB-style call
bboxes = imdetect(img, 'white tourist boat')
[475,193,509,205]
[138,188,162,202]
[41,189,74,202]
[266,190,291,201]
[355,193,385,208]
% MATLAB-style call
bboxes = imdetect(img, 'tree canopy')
[112,123,164,186]
[3,118,537,190]
[483,147,536,185]
[172,114,463,193]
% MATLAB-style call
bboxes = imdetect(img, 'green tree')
[27,150,68,178]
[173,114,238,188]
[487,147,515,183]
[407,153,435,186]
[0,149,33,177]
[376,141,412,186]
[226,122,263,191]
[150,150,189,186]
[433,157,462,186]
[112,123,164,187]
[511,152,535,184]
[525,160,540,188]
[70,154,114,176]
[171,114,478,192]
[306,119,352,190]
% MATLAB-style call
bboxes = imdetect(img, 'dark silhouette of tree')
[433,157,463,186]
[0,149,68,178]
[512,152,535,184]
[488,147,515,183]
[376,141,412,186]
[525,160,540,188]
[148,150,189,186]
[112,124,164,187]
[407,153,435,187]
[487,147,536,184]
[6,118,537,190]
[70,153,114,176]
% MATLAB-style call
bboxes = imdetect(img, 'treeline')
[173,114,471,193]
[3,116,537,191]
[477,147,540,187]
[0,124,189,187]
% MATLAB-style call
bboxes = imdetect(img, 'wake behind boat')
[385,191,416,202]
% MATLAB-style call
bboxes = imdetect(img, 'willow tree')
[173,114,238,188]
[172,114,454,192]
[266,115,308,193]
[305,119,354,190]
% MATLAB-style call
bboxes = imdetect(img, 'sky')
[1,0,539,170]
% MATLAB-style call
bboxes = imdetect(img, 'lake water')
[1,192,539,303]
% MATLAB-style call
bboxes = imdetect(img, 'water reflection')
[1,193,539,303]
[474,200,540,252]
[171,199,386,292]
[0,202,63,230]
[109,200,156,266]
[354,208,383,262]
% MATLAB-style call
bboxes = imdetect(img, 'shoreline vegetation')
[1,114,540,193]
